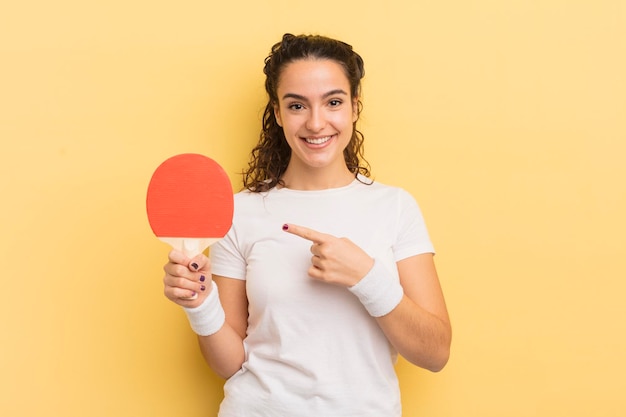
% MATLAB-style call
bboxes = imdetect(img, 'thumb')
[188,253,210,274]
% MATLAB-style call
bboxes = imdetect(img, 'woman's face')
[274,58,358,175]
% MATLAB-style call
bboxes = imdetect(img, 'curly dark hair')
[242,33,371,192]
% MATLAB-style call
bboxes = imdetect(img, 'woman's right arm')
[163,250,248,379]
[196,276,247,379]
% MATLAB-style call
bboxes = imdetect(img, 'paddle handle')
[159,237,220,301]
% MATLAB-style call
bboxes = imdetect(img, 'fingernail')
[282,224,289,231]
[191,262,199,270]
[200,285,206,291]
[200,275,206,282]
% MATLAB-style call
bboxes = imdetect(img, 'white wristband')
[182,281,226,336]
[348,259,404,317]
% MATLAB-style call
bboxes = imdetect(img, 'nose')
[305,107,325,132]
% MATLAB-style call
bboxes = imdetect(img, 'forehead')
[277,59,350,97]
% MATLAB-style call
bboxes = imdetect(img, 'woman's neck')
[280,164,354,191]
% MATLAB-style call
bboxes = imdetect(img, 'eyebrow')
[281,89,349,101]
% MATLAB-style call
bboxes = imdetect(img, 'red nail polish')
[282,224,289,231]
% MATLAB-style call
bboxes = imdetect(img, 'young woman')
[163,33,451,416]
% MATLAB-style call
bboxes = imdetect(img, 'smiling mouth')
[303,135,333,145]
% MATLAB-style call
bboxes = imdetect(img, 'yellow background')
[1,1,625,416]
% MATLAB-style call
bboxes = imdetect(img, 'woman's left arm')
[283,224,451,371]
[375,253,451,372]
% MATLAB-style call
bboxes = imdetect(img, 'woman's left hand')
[283,223,374,287]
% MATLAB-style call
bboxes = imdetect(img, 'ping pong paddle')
[146,153,234,259]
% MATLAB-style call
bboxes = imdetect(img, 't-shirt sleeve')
[392,189,435,261]
[210,224,247,280]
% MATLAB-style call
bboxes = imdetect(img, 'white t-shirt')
[211,176,434,417]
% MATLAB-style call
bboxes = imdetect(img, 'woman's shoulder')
[355,175,411,197]
[233,188,264,203]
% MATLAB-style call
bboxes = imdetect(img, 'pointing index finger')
[282,223,330,243]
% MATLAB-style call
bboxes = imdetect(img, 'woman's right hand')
[163,249,211,308]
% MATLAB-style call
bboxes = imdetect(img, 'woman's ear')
[352,97,359,123]
[274,104,282,127]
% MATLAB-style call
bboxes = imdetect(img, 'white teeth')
[304,136,332,145]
